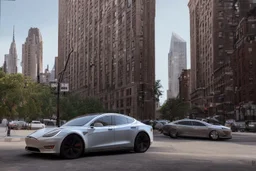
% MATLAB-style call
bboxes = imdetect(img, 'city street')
[0,131,256,171]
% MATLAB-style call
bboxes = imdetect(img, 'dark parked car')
[245,120,256,132]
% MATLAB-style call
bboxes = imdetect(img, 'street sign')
[50,83,57,88]
[60,83,69,92]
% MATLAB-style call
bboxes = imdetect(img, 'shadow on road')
[156,133,256,146]
[20,150,134,160]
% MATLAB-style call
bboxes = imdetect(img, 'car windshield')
[63,114,100,126]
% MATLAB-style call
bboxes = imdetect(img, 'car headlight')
[42,129,61,137]
[222,127,230,130]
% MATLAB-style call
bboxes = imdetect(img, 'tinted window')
[177,121,192,126]
[94,116,112,126]
[192,121,206,126]
[63,115,99,126]
[114,115,129,125]
[127,117,135,124]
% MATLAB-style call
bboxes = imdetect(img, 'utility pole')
[56,48,74,127]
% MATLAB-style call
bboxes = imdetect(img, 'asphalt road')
[0,132,256,171]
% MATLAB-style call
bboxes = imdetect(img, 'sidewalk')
[0,129,34,142]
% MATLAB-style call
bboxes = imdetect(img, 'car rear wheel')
[209,130,219,140]
[60,134,84,159]
[134,132,150,153]
[169,129,178,138]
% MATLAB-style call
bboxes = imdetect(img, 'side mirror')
[93,122,104,127]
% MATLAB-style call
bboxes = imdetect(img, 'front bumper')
[25,136,63,154]
[218,130,232,139]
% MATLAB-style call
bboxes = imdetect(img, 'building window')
[219,11,223,17]
[127,0,132,8]
[252,24,255,28]
[248,47,252,52]
[218,32,223,38]
[219,22,223,29]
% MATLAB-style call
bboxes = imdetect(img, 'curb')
[0,137,25,142]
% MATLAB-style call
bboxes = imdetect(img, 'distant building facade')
[167,33,187,99]
[4,27,17,74]
[39,65,52,85]
[22,28,43,82]
[58,0,156,120]
[179,69,191,102]
[232,3,256,121]
[188,0,256,119]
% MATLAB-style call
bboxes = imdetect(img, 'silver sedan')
[25,113,153,159]
[162,119,232,140]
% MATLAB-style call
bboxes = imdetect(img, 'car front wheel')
[209,130,219,140]
[60,134,84,159]
[134,132,150,153]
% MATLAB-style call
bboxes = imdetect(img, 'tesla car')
[25,113,153,159]
[162,119,232,140]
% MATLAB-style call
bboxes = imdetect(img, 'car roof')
[74,113,134,119]
[173,119,209,123]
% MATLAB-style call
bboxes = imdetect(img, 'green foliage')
[60,94,105,120]
[154,80,163,102]
[0,74,56,121]
[0,73,110,122]
[160,98,190,121]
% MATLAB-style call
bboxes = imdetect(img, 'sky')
[0,0,190,104]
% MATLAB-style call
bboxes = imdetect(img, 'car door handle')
[108,128,113,131]
[130,126,136,129]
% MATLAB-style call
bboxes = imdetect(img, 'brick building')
[232,5,256,121]
[188,0,219,115]
[178,69,191,102]
[58,0,156,120]
[188,0,240,118]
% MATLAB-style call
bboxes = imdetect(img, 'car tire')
[60,134,84,159]
[169,129,178,138]
[209,130,219,140]
[134,132,151,153]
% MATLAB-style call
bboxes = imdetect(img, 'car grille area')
[26,146,40,152]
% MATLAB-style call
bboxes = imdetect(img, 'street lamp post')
[56,48,74,127]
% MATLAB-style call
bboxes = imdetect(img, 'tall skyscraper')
[58,0,156,120]
[167,32,187,99]
[22,28,43,82]
[4,26,17,74]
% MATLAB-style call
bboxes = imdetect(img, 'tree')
[60,94,105,120]
[0,73,56,121]
[154,80,163,102]
[160,98,190,121]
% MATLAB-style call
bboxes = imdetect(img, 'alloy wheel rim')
[63,136,83,158]
[171,130,177,137]
[137,134,150,151]
[211,131,218,139]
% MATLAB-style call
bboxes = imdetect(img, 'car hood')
[28,126,91,138]
[209,125,230,130]
[27,127,59,138]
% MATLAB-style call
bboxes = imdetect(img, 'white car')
[25,113,153,159]
[29,121,45,130]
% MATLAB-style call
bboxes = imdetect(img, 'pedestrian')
[6,120,11,136]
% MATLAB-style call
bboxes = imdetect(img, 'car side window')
[192,121,206,126]
[127,117,135,124]
[113,115,128,125]
[177,121,192,126]
[93,116,112,126]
